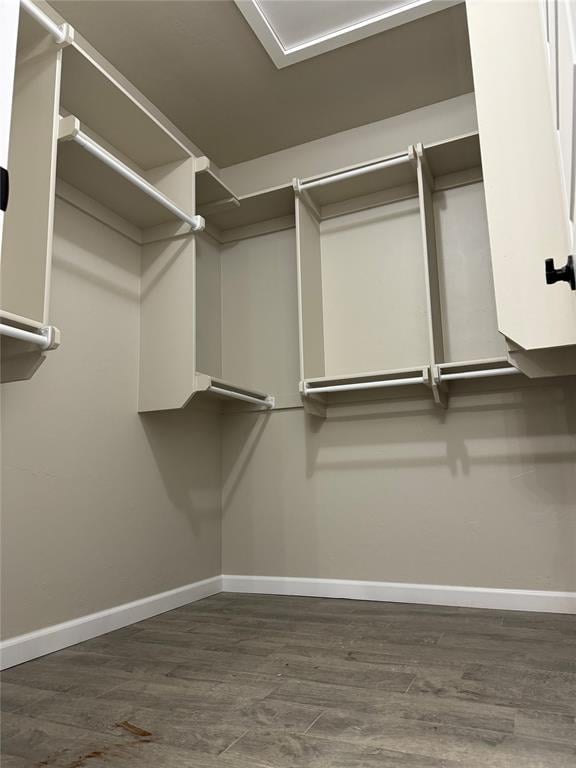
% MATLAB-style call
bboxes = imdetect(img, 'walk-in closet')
[1,1,575,766]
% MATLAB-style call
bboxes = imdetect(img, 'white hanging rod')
[208,385,275,408]
[63,126,205,232]
[298,153,411,192]
[0,323,58,350]
[20,0,68,44]
[304,375,425,395]
[439,367,520,382]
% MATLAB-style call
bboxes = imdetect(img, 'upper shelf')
[57,116,199,231]
[298,150,418,214]
[59,41,192,170]
[17,6,192,170]
[423,132,483,189]
[204,184,295,242]
[195,157,239,212]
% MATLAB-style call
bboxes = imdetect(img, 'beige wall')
[222,386,576,591]
[2,94,575,647]
[0,199,221,640]
[220,94,576,593]
[221,93,477,195]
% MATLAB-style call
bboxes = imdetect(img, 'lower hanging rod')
[20,0,68,44]
[439,367,520,382]
[298,152,411,193]
[208,385,274,408]
[0,323,59,350]
[61,121,205,232]
[304,375,426,395]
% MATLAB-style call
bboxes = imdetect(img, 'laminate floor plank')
[1,594,575,767]
[305,709,576,767]
[0,682,56,714]
[408,664,576,715]
[223,728,465,768]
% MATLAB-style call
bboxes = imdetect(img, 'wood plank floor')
[1,593,575,767]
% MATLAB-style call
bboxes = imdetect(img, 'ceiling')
[50,0,473,168]
[256,0,412,48]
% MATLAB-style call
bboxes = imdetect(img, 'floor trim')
[0,575,223,670]
[222,575,576,614]
[3,574,574,669]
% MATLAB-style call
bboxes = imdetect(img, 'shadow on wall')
[0,337,46,383]
[302,380,576,485]
[302,379,576,588]
[52,199,140,302]
[221,410,271,512]
[139,403,222,531]
[220,381,576,587]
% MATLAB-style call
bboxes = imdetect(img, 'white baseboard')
[3,574,574,669]
[222,575,576,614]
[0,575,222,670]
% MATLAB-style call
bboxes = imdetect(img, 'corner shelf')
[195,156,239,213]
[203,184,295,243]
[424,132,483,190]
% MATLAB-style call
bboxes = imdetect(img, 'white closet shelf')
[57,116,202,231]
[205,184,295,242]
[295,149,418,213]
[195,373,275,409]
[60,42,191,169]
[300,360,526,413]
[423,132,483,190]
[195,157,239,214]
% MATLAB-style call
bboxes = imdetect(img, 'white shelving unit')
[4,0,575,410]
[294,134,533,415]
[190,181,299,412]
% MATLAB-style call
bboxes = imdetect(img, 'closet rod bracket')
[39,325,61,350]
[56,23,75,47]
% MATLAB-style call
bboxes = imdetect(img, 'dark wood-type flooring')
[1,593,575,767]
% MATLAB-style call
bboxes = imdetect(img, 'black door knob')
[545,255,575,291]
[0,167,8,212]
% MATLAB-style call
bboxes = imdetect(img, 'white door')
[556,0,576,251]
[544,0,576,251]
[467,0,576,351]
[0,0,19,252]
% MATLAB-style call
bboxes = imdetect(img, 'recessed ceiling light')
[235,0,463,68]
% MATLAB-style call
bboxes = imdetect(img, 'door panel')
[467,0,576,350]
[0,0,19,249]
